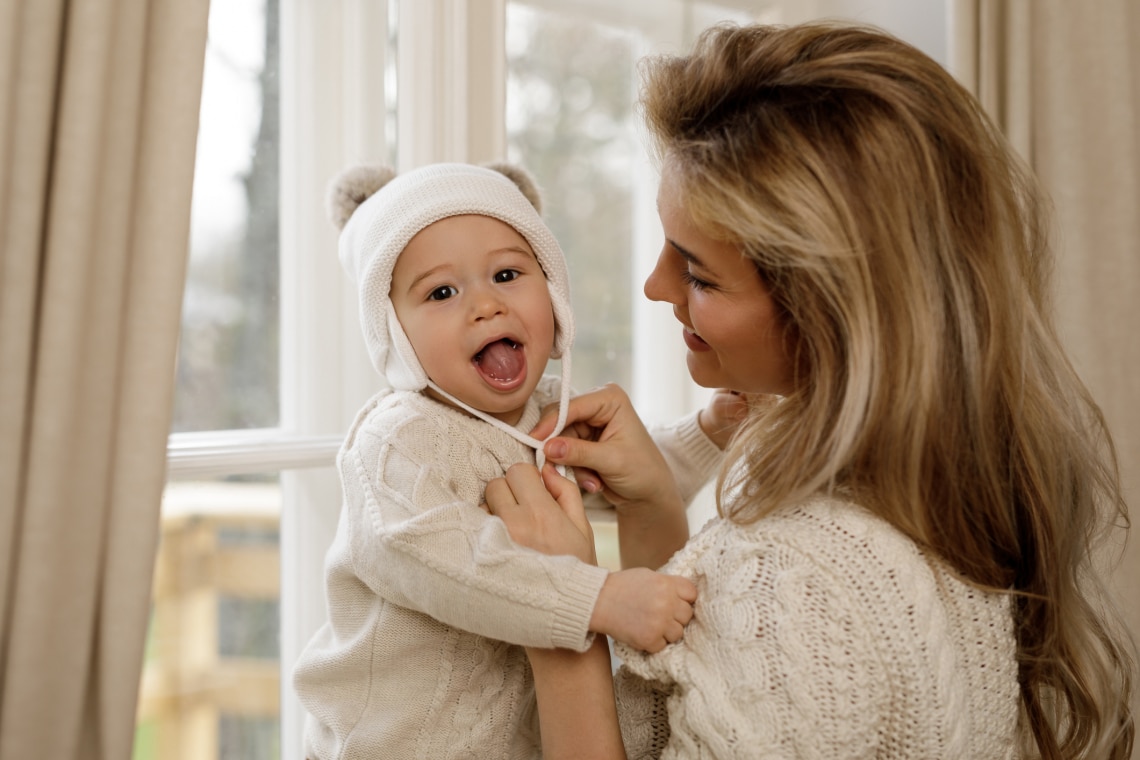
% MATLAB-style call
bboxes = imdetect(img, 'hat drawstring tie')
[425,349,572,478]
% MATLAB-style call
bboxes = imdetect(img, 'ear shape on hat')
[326,165,398,231]
[482,162,543,214]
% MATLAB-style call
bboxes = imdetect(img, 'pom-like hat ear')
[326,165,398,231]
[482,162,543,214]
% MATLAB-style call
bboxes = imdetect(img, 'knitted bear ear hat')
[329,161,575,464]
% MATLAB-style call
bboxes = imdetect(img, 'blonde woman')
[486,21,1135,760]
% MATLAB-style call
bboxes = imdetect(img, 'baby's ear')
[326,165,397,230]
[483,162,543,214]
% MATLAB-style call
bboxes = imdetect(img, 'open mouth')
[473,337,527,389]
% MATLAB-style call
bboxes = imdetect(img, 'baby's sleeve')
[338,412,608,652]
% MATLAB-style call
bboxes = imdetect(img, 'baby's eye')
[494,269,521,283]
[428,285,458,301]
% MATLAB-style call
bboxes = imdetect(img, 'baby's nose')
[471,287,507,320]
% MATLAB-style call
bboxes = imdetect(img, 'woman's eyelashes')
[680,268,714,291]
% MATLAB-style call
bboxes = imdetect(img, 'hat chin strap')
[385,300,573,474]
[425,350,572,476]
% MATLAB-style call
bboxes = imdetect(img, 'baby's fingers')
[666,576,697,628]
[672,576,698,603]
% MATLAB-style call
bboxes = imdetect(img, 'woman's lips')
[682,328,711,352]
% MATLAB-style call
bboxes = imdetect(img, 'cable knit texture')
[614,497,1021,759]
[293,376,722,760]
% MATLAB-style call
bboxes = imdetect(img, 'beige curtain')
[951,0,1140,752]
[0,0,209,757]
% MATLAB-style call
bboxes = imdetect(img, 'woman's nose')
[644,248,677,304]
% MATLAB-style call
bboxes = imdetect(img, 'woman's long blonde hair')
[640,22,1133,759]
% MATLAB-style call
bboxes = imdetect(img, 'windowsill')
[167,430,343,479]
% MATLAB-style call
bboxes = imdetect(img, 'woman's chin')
[685,355,722,389]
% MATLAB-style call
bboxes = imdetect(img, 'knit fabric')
[652,412,725,507]
[614,497,1021,759]
[293,376,723,760]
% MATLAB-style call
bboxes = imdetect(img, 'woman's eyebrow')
[667,238,706,269]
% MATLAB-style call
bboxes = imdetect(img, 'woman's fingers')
[541,464,593,540]
[543,435,628,483]
[485,476,518,513]
[530,384,628,442]
[541,464,582,516]
[487,464,596,563]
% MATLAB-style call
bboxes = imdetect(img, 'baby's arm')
[343,410,607,652]
[486,461,698,653]
[590,568,697,653]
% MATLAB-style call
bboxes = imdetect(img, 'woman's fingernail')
[582,479,599,494]
[547,440,567,460]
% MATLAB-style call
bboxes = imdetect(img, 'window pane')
[135,478,284,760]
[506,5,638,392]
[174,0,280,433]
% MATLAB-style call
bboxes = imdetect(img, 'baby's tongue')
[476,339,525,381]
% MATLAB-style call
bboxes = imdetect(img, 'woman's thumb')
[542,465,587,524]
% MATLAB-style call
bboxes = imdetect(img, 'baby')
[292,163,725,759]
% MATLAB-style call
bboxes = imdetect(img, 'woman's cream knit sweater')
[293,376,723,760]
[614,497,1021,759]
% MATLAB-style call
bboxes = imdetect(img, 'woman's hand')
[698,389,750,450]
[531,384,680,510]
[485,463,596,565]
[531,384,689,569]
[697,389,778,450]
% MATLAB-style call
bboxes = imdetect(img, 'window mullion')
[396,0,506,168]
[278,2,391,759]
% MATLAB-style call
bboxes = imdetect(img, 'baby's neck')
[422,386,526,427]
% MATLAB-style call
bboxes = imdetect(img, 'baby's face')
[390,214,555,426]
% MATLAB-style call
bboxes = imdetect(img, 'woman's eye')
[428,285,458,301]
[494,269,520,283]
[681,269,713,291]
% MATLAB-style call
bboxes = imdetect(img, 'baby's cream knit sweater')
[615,497,1021,759]
[293,376,723,760]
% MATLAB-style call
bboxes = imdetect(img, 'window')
[505,0,758,418]
[142,3,948,758]
[173,0,280,435]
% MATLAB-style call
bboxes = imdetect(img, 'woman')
[486,21,1135,760]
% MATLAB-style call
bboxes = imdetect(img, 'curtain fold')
[950,3,1140,754]
[0,0,210,758]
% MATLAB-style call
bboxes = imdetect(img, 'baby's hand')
[590,568,697,653]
